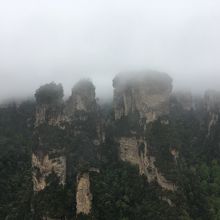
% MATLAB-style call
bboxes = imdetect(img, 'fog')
[0,0,220,102]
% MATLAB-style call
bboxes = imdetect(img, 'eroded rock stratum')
[113,71,172,122]
[76,173,92,215]
[119,137,176,191]
[113,71,176,192]
[32,80,100,217]
[32,152,66,192]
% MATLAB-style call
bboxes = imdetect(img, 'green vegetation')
[0,102,34,219]
[1,91,220,220]
[91,162,179,220]
[35,82,64,105]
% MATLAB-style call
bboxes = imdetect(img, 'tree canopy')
[35,82,64,104]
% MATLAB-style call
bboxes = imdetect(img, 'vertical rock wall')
[119,137,176,191]
[76,173,92,215]
[32,153,66,192]
[114,71,175,191]
[113,71,172,122]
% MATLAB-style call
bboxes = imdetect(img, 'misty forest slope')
[1,72,220,220]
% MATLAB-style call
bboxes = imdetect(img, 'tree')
[35,82,64,105]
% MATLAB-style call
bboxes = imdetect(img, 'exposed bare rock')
[119,137,176,191]
[32,152,66,192]
[113,71,172,122]
[76,173,92,215]
[34,82,65,127]
[65,80,97,117]
[119,137,140,165]
[32,80,102,218]
[35,104,47,127]
[172,91,192,111]
[35,80,98,128]
[35,104,65,127]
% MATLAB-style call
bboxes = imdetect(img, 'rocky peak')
[65,79,97,117]
[113,71,172,122]
[34,80,98,126]
[34,82,64,127]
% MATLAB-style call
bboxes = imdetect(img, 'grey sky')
[0,0,220,102]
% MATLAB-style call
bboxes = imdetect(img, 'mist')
[0,0,220,102]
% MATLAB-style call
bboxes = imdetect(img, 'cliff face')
[65,80,97,118]
[68,80,100,216]
[32,80,100,218]
[32,153,66,192]
[32,72,220,218]
[35,104,64,127]
[113,71,172,122]
[113,71,176,192]
[35,80,97,127]
[119,137,176,191]
[76,173,92,215]
[4,73,220,219]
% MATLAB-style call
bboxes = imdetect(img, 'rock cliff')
[76,173,92,215]
[113,71,176,192]
[33,83,67,193]
[34,82,65,127]
[4,71,220,219]
[119,137,176,191]
[113,71,172,122]
[65,79,97,118]
[32,80,100,217]
[32,152,66,192]
[35,103,64,127]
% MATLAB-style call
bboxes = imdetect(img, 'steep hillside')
[1,72,220,220]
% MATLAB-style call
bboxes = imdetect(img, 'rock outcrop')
[33,84,66,192]
[114,71,176,192]
[32,73,177,217]
[113,71,172,122]
[34,82,65,127]
[76,173,92,215]
[32,152,66,192]
[119,137,176,191]
[35,104,64,127]
[35,80,97,127]
[65,79,97,118]
[32,79,102,219]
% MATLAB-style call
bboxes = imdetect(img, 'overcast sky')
[0,0,220,102]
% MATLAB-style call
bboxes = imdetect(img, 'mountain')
[1,71,220,220]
